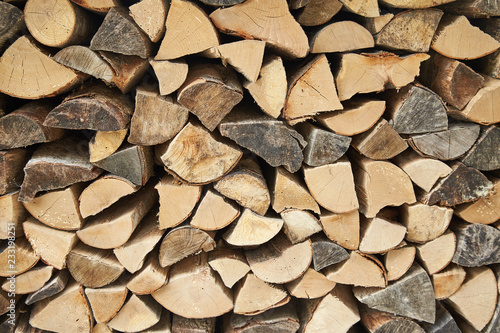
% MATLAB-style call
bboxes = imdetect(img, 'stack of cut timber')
[1,0,500,332]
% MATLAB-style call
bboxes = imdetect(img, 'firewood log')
[25,270,69,305]
[311,233,350,271]
[384,244,415,281]
[0,191,27,239]
[92,323,113,333]
[0,148,30,196]
[359,306,425,333]
[310,21,373,53]
[339,0,379,17]
[281,209,322,244]
[461,126,500,171]
[451,222,500,266]
[444,0,500,18]
[88,129,127,163]
[285,268,335,299]
[171,315,216,333]
[0,2,24,53]
[420,302,461,333]
[432,263,466,300]
[476,18,500,79]
[295,0,342,27]
[1,265,53,295]
[223,303,299,333]
[69,0,119,13]
[380,0,454,7]
[107,294,162,332]
[143,309,172,332]
[454,177,500,224]
[129,0,168,43]
[208,249,250,288]
[190,188,240,231]
[150,58,188,96]
[84,278,128,323]
[359,216,406,254]
[416,231,456,275]
[400,203,453,243]
[319,210,360,250]
[99,51,150,93]
[53,46,114,83]
[361,14,393,34]
[0,237,39,277]
[199,0,245,4]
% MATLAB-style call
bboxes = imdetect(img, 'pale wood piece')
[156,175,202,229]
[208,249,250,288]
[0,289,17,317]
[320,210,360,250]
[296,0,343,26]
[70,0,119,13]
[362,14,394,34]
[113,211,164,274]
[0,2,24,53]
[29,280,92,333]
[310,21,374,53]
[323,251,386,288]
[210,0,309,58]
[233,273,289,315]
[400,203,453,243]
[0,148,30,196]
[393,150,452,192]
[0,237,38,277]
[177,64,243,131]
[25,270,69,305]
[311,233,350,271]
[152,253,233,319]
[359,216,407,254]
[159,224,215,267]
[281,209,322,244]
[89,130,127,163]
[455,177,500,224]
[67,243,124,288]
[316,99,385,136]
[213,158,270,216]
[129,0,168,42]
[156,0,219,60]
[432,15,500,60]
[129,86,189,145]
[53,46,114,83]
[243,55,287,118]
[384,245,415,281]
[2,265,52,295]
[445,267,497,331]
[0,191,27,239]
[223,304,300,333]
[108,294,161,332]
[359,306,425,333]
[351,154,416,218]
[99,51,150,94]
[339,0,379,17]
[92,323,113,333]
[271,167,320,214]
[416,231,456,275]
[222,208,283,247]
[432,264,466,300]
[380,0,454,7]
[286,268,335,299]
[171,315,216,333]
[157,121,242,184]
[150,59,189,96]
[0,36,83,99]
[84,278,128,323]
[79,174,139,219]
[298,284,360,333]
[335,52,430,101]
[354,263,435,323]
[284,54,342,121]
[351,118,408,160]
[143,309,172,333]
[23,218,77,270]
[452,222,500,266]
[190,188,240,231]
[90,7,151,58]
[303,159,358,213]
[462,126,500,171]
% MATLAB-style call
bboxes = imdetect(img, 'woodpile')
[1,0,500,332]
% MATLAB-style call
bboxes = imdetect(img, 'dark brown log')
[0,191,28,239]
[171,315,216,333]
[0,2,24,53]
[0,148,30,196]
[99,51,150,94]
[296,0,343,26]
[444,0,500,18]
[420,302,461,333]
[90,7,152,58]
[475,18,500,79]
[25,270,69,306]
[311,233,349,271]
[359,306,425,333]
[461,125,500,171]
[53,46,114,83]
[44,83,133,131]
[18,136,102,202]
[451,222,500,267]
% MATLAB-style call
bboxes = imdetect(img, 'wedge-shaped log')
[108,294,161,332]
[0,2,24,54]
[421,302,461,333]
[89,129,127,163]
[432,264,466,300]
[150,58,188,96]
[0,148,30,196]
[0,191,27,239]
[190,188,240,231]
[99,51,150,94]
[311,233,350,271]
[129,0,168,43]
[339,0,379,17]
[416,231,456,275]
[25,270,69,305]
[361,13,393,34]
[444,0,500,17]
[359,216,406,254]
[310,21,373,53]
[384,244,416,281]
[208,249,250,288]
[359,306,425,333]
[2,265,53,295]
[53,46,114,83]
[282,209,322,244]
[271,167,320,214]
[84,278,128,323]
[285,268,335,299]
[172,315,215,333]
[379,0,454,7]
[454,177,500,224]
[320,210,360,250]
[69,0,119,13]
[296,0,342,26]
[400,203,452,244]
[452,222,500,266]
[0,237,39,277]
[462,126,500,171]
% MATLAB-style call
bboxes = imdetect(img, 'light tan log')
[324,251,386,287]
[0,191,27,239]
[190,188,240,231]
[69,0,119,13]
[2,265,52,295]
[455,177,500,224]
[92,323,113,333]
[271,167,320,214]
[150,58,188,96]
[53,46,113,83]
[84,278,128,324]
[320,210,360,250]
[339,0,379,17]
[281,209,322,244]
[384,244,415,281]
[359,216,406,254]
[88,129,128,163]
[143,309,172,333]
[380,0,454,8]
[99,51,150,94]
[208,249,250,288]
[108,294,162,332]
[400,203,453,243]
[285,268,335,299]
[129,0,168,42]
[295,0,342,26]
[0,237,39,277]
[361,13,394,34]
[433,263,466,300]
[416,231,456,275]
[310,21,374,53]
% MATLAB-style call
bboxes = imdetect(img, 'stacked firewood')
[1,0,500,331]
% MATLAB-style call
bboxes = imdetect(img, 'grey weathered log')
[295,0,343,26]
[461,125,500,171]
[25,270,70,306]
[0,2,24,53]
[359,306,426,333]
[218,107,306,173]
[420,302,462,333]
[451,222,500,267]
[311,233,349,271]
[171,315,216,332]
[53,46,114,83]
[0,148,30,196]
[198,0,246,5]
[444,0,500,18]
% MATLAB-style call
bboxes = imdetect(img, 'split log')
[351,118,408,160]
[0,148,30,196]
[156,0,219,60]
[29,280,93,333]
[476,18,500,79]
[361,14,394,34]
[143,309,172,332]
[351,153,416,218]
[384,244,415,281]
[451,222,500,266]
[316,99,385,136]
[208,249,250,288]
[150,58,189,96]
[295,0,342,26]
[210,0,309,58]
[335,52,430,101]
[311,233,350,271]
[25,270,69,305]
[157,121,242,184]
[400,203,453,243]
[445,267,497,331]
[243,55,287,119]
[223,303,299,333]
[0,36,84,99]
[111,212,162,272]
[375,9,443,52]
[23,183,84,231]
[177,64,243,131]
[245,233,312,284]
[190,188,240,231]
[285,268,335,299]
[53,46,114,83]
[92,323,113,333]
[359,216,406,254]
[76,182,157,249]
[23,217,78,270]
[431,15,500,60]
[88,129,127,163]
[129,0,168,43]
[338,0,379,17]
[213,158,270,216]
[199,0,246,4]
[432,263,466,300]
[0,237,39,277]
[155,175,202,229]
[298,284,360,333]
[380,0,454,8]
[416,231,456,275]
[0,101,65,150]
[159,224,215,267]
[84,278,128,323]
[461,126,500,171]
[319,210,360,250]
[90,7,152,58]
[310,21,373,53]
[152,253,233,319]
[128,86,189,145]
[444,0,500,19]
[222,208,283,247]
[2,265,53,295]
[233,273,289,315]
[79,174,139,219]
[284,54,342,121]
[324,251,387,288]
[420,162,493,206]
[171,315,216,333]
[282,209,322,244]
[24,0,92,48]
[69,0,119,13]
[0,2,24,53]
[409,122,480,161]
[218,107,306,173]
[422,303,461,333]
[454,177,500,224]
[67,243,124,288]
[353,263,435,323]
[107,294,162,332]
[359,306,425,333]
[99,51,150,93]
[0,191,27,239]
